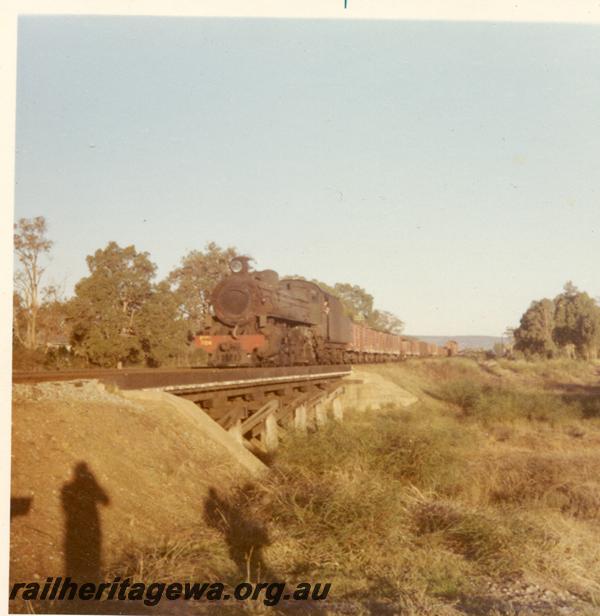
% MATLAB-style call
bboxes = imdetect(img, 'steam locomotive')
[195,257,456,367]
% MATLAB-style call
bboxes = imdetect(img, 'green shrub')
[474,389,580,424]
[435,379,483,413]
[12,341,50,370]
[436,378,581,424]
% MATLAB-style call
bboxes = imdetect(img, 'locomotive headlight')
[230,258,244,274]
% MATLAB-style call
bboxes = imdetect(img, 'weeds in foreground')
[104,359,600,614]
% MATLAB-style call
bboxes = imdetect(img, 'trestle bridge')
[13,366,354,456]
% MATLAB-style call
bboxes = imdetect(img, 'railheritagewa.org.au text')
[10,577,332,607]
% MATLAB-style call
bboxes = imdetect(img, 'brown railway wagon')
[349,325,460,360]
[349,322,365,352]
[349,323,405,357]
[446,340,459,356]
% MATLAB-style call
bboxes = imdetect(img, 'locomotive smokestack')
[229,256,252,274]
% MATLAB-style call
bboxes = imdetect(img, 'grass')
[435,379,584,424]
[496,358,600,381]
[104,358,600,614]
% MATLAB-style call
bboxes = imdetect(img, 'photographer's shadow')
[61,461,110,583]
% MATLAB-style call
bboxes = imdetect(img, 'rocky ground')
[456,579,594,615]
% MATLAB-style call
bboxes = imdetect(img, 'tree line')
[512,282,600,360]
[13,216,404,369]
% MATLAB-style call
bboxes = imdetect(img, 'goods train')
[195,258,458,367]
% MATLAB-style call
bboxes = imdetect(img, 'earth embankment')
[10,381,265,589]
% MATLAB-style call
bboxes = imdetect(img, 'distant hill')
[409,335,502,350]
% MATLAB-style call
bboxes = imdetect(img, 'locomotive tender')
[195,258,456,367]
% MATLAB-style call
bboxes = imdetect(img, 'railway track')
[12,365,351,389]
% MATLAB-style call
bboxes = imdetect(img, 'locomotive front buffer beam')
[167,369,353,457]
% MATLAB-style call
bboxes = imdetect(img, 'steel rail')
[160,370,351,394]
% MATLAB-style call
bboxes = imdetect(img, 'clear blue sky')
[14,16,600,336]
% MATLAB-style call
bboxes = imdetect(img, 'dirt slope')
[10,381,265,587]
